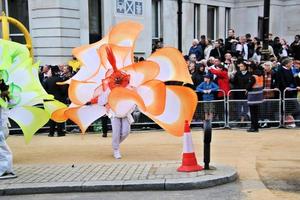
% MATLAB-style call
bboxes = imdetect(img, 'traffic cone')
[177,120,203,172]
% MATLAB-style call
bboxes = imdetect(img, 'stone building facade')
[1,0,299,65]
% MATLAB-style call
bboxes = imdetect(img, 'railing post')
[203,119,212,170]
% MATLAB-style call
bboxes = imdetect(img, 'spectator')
[209,57,230,98]
[204,39,213,60]
[293,59,300,96]
[236,36,253,60]
[232,60,251,123]
[224,53,237,87]
[152,40,163,53]
[39,65,50,88]
[290,35,300,60]
[44,65,67,137]
[225,28,236,54]
[189,39,203,61]
[252,37,262,63]
[273,37,283,59]
[209,41,225,61]
[199,35,207,51]
[189,53,197,63]
[58,64,65,77]
[196,74,219,120]
[217,38,225,52]
[279,38,289,58]
[277,58,300,127]
[268,33,274,47]
[293,60,300,98]
[188,61,202,89]
[262,61,278,126]
[246,33,255,58]
[277,57,297,98]
[246,64,264,132]
[62,65,73,81]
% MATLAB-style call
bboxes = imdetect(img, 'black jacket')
[232,71,252,99]
[209,48,225,61]
[290,41,300,60]
[276,65,297,98]
[44,76,67,103]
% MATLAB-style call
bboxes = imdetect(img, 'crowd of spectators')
[36,31,300,129]
[186,30,300,127]
[39,64,76,105]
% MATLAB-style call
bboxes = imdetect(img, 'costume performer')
[0,38,66,144]
[52,21,198,159]
[87,86,134,159]
[0,82,16,179]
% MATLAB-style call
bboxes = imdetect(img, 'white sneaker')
[0,172,17,180]
[113,150,122,159]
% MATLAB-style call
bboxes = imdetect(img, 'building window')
[1,0,29,44]
[152,0,162,40]
[194,4,200,39]
[207,6,217,40]
[225,7,231,38]
[152,0,163,52]
[88,0,102,43]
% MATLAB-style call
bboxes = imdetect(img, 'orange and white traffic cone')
[177,120,203,172]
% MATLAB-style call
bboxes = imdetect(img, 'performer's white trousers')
[111,117,130,151]
[0,127,13,175]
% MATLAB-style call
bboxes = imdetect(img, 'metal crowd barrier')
[8,88,300,134]
[191,89,226,128]
[282,88,300,128]
[227,89,281,128]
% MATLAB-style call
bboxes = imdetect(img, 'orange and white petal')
[122,61,160,87]
[86,65,107,85]
[108,21,143,47]
[51,107,69,123]
[108,87,146,117]
[72,35,108,70]
[98,44,133,70]
[68,79,98,105]
[143,86,197,137]
[65,104,107,133]
[136,80,166,115]
[147,47,192,84]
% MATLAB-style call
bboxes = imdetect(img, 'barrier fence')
[191,89,226,128]
[283,88,300,128]
[8,88,300,133]
[227,89,282,128]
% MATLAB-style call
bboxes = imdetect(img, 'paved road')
[1,182,244,200]
[6,128,300,199]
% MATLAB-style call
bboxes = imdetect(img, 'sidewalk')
[2,129,300,199]
[0,162,237,195]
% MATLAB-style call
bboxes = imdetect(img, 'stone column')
[199,4,207,36]
[217,6,225,39]
[28,0,82,65]
[182,1,194,54]
[162,0,178,48]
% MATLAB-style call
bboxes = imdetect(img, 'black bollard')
[203,119,212,170]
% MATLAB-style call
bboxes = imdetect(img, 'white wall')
[28,0,84,65]
[25,0,300,65]
[231,0,300,43]
[162,0,178,48]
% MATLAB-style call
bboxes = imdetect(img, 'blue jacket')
[196,81,219,101]
[189,45,203,60]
